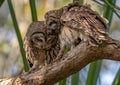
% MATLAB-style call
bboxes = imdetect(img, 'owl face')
[30,32,46,49]
[45,10,64,34]
[46,17,61,34]
[25,21,59,50]
[30,32,57,50]
[24,21,61,67]
[25,21,48,50]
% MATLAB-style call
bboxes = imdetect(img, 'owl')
[45,2,108,58]
[24,21,60,70]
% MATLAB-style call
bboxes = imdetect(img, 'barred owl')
[24,21,60,70]
[45,2,108,58]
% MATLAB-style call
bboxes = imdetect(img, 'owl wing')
[60,6,108,42]
[23,36,34,67]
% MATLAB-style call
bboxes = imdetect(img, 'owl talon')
[26,60,39,73]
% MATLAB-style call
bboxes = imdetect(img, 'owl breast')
[60,26,79,47]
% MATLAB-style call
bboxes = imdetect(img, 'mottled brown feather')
[24,21,60,69]
[44,2,108,59]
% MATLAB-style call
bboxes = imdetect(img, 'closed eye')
[31,33,45,43]
[36,38,43,42]
[49,21,57,26]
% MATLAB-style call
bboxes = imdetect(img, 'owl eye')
[36,38,43,42]
[49,21,57,27]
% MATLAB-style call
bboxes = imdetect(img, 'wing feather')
[60,6,108,41]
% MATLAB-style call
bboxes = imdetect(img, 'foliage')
[103,0,116,27]
[0,0,4,7]
[71,72,79,85]
[112,68,120,85]
[7,0,29,72]
[73,0,83,4]
[86,61,102,85]
[29,0,38,21]
[59,79,66,85]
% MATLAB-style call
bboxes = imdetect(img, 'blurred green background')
[0,0,120,85]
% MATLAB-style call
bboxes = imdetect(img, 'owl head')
[24,21,59,50]
[25,21,48,50]
[44,2,82,34]
[44,9,64,34]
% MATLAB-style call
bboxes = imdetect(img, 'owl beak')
[41,44,46,49]
[43,45,46,49]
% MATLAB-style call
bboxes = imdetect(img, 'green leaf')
[64,47,70,54]
[103,0,116,27]
[86,60,102,85]
[73,0,83,4]
[79,0,83,4]
[112,68,120,85]
[73,0,79,2]
[59,79,66,85]
[93,0,120,19]
[0,0,4,7]
[7,0,29,72]
[29,0,38,21]
[72,72,79,85]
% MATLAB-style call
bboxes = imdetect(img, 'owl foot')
[24,60,39,75]
[24,64,39,76]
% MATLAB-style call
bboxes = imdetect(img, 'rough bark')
[0,37,120,85]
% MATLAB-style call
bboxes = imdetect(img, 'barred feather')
[45,2,108,59]
[24,21,60,68]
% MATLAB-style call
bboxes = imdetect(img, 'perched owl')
[45,2,108,58]
[24,21,60,70]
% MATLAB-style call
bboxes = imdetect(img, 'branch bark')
[0,37,120,85]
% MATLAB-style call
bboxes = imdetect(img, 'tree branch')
[0,37,120,85]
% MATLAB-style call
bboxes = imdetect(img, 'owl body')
[45,29,60,63]
[59,26,79,48]
[60,3,108,45]
[24,21,60,69]
[45,2,108,58]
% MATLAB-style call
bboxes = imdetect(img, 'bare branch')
[0,37,120,85]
